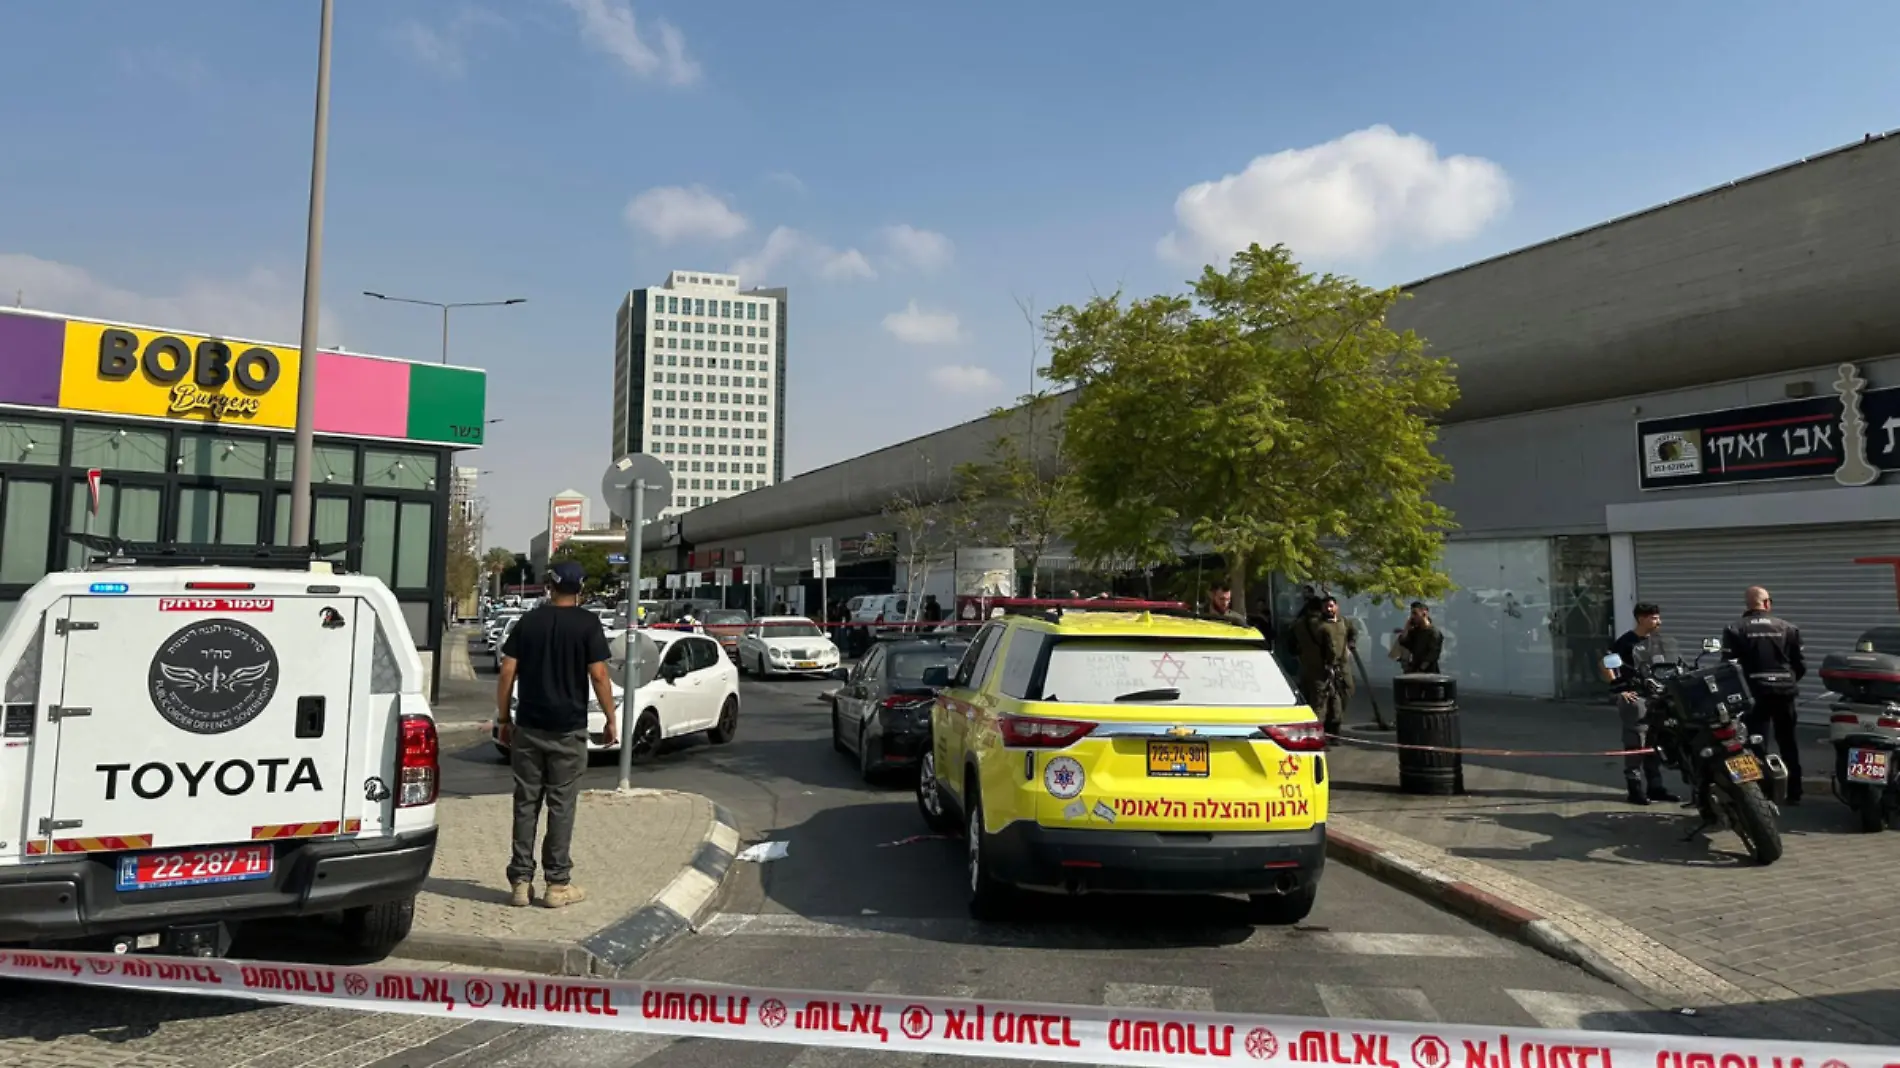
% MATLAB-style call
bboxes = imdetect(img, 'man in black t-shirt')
[1602,602,1681,807]
[497,561,617,909]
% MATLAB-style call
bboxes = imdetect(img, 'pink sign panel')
[313,352,410,437]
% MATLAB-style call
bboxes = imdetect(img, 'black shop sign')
[1636,364,1900,491]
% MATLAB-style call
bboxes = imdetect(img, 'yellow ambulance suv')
[914,598,1327,923]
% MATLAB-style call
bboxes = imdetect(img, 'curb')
[391,800,742,979]
[1324,830,1649,996]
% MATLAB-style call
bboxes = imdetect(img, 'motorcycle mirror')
[1601,653,1623,670]
[1702,638,1723,653]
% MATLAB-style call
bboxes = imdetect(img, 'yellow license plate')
[796,661,817,669]
[1725,753,1762,783]
[1148,741,1209,778]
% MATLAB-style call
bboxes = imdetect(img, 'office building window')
[694,299,705,315]
[721,301,731,317]
[0,418,60,466]
[72,425,168,473]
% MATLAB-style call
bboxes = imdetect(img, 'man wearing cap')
[496,561,618,908]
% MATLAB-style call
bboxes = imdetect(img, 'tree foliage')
[552,541,615,596]
[1042,243,1458,604]
[883,458,985,613]
[444,508,480,607]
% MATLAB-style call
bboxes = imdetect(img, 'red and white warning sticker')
[0,949,1894,1067]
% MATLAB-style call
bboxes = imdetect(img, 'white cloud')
[882,300,961,345]
[623,185,749,244]
[559,0,700,87]
[1157,125,1511,265]
[388,8,507,78]
[764,171,806,194]
[730,227,875,285]
[0,252,341,345]
[927,364,1002,394]
[879,224,954,272]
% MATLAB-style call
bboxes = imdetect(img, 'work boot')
[1647,783,1680,803]
[509,882,533,908]
[1626,784,1650,806]
[542,883,587,909]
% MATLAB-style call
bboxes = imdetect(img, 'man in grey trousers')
[496,561,618,908]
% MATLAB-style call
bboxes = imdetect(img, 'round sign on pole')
[613,631,663,688]
[601,454,674,519]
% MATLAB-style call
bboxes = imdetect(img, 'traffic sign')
[602,454,673,519]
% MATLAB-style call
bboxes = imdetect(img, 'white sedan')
[489,629,740,762]
[737,617,842,678]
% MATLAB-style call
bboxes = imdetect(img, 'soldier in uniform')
[1203,579,1248,627]
[1300,594,1354,736]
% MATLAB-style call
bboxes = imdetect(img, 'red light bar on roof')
[185,581,256,591]
[983,597,1191,611]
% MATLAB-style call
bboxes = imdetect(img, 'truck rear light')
[397,714,439,807]
[998,714,1096,748]
[1264,721,1327,752]
[1880,717,1900,730]
[186,581,256,591]
[1832,714,1863,725]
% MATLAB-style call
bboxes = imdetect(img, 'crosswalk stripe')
[1316,984,1441,1024]
[1104,982,1216,1013]
[1504,989,1636,1032]
[696,913,1513,958]
[784,979,923,1067]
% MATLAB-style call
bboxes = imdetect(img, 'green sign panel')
[405,364,487,446]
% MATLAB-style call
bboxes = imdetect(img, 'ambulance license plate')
[117,845,274,892]
[1847,748,1891,785]
[1148,741,1210,778]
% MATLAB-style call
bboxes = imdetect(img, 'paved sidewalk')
[1325,698,1900,1042]
[401,788,740,976]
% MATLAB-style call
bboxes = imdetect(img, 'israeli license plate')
[796,661,817,669]
[1847,747,1891,785]
[1148,741,1209,778]
[116,845,273,892]
[1724,753,1762,783]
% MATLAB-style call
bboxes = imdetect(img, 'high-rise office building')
[612,271,784,519]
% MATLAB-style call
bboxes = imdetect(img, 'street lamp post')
[287,0,335,549]
[362,292,526,364]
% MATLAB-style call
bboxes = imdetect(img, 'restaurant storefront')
[0,307,488,693]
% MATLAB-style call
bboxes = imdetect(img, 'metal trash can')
[1394,673,1463,795]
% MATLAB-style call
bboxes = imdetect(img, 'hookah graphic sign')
[1635,363,1900,491]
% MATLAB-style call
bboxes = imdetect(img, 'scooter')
[1819,626,1900,833]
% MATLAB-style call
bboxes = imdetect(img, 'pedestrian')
[1722,586,1807,803]
[1299,594,1354,736]
[1203,580,1249,626]
[773,598,788,615]
[1602,602,1681,807]
[495,561,618,909]
[1393,601,1444,674]
[921,594,944,623]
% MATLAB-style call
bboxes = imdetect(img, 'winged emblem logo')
[157,662,273,694]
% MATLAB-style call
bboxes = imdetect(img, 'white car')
[0,557,438,957]
[488,628,739,762]
[738,617,842,678]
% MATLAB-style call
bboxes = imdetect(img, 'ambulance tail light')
[998,714,1096,748]
[1264,721,1328,752]
[397,714,439,807]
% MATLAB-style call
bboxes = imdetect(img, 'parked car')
[488,628,739,762]
[700,608,752,661]
[832,635,970,780]
[737,617,842,677]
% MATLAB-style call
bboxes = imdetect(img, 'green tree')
[552,541,615,596]
[1043,243,1459,607]
[444,507,480,613]
[481,546,514,599]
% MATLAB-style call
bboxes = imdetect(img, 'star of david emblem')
[1052,766,1077,789]
[1152,652,1189,685]
[1278,755,1301,779]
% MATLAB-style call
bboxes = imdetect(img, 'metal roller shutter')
[1633,523,1900,720]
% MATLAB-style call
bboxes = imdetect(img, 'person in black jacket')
[1394,601,1444,673]
[1722,586,1807,803]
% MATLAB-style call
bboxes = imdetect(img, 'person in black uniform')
[1602,602,1682,807]
[1722,586,1807,803]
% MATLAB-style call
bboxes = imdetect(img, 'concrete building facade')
[642,131,1900,711]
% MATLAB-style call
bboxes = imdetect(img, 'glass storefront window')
[272,444,356,485]
[362,498,399,586]
[0,418,60,466]
[175,487,262,545]
[271,493,349,557]
[177,434,268,480]
[0,478,55,584]
[64,481,162,567]
[176,487,217,543]
[1550,535,1615,700]
[397,501,433,589]
[71,425,169,474]
[362,450,439,492]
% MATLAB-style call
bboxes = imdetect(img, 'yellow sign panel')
[59,319,301,428]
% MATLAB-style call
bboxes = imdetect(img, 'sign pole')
[617,478,644,793]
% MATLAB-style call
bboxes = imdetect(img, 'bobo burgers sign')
[58,318,298,426]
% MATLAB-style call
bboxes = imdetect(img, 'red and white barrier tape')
[2,949,1893,1067]
[1327,735,1657,758]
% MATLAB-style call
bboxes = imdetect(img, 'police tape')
[1327,735,1657,758]
[3,949,1895,1068]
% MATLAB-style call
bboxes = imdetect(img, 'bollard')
[1394,673,1463,796]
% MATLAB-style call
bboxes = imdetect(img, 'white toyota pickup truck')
[0,549,439,957]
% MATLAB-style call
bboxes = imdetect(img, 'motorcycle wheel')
[1855,786,1887,834]
[1727,780,1784,865]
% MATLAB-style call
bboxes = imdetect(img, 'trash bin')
[1394,673,1463,795]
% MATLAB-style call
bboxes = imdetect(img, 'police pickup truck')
[0,538,438,957]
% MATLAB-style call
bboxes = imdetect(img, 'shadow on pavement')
[1591,987,1899,1046]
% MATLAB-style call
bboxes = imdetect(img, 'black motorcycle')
[1619,639,1787,865]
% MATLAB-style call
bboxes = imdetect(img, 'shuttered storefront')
[1633,523,1900,718]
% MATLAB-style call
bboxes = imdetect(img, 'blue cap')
[548,561,587,592]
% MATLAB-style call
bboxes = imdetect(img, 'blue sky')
[3,1,1898,550]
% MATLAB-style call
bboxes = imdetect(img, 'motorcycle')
[1605,638,1786,865]
[1819,626,1900,833]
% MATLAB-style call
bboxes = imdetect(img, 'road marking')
[1316,984,1441,1023]
[1104,982,1216,1012]
[1505,989,1635,1032]
[698,913,1514,957]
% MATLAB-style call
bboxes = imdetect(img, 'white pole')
[616,479,645,792]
